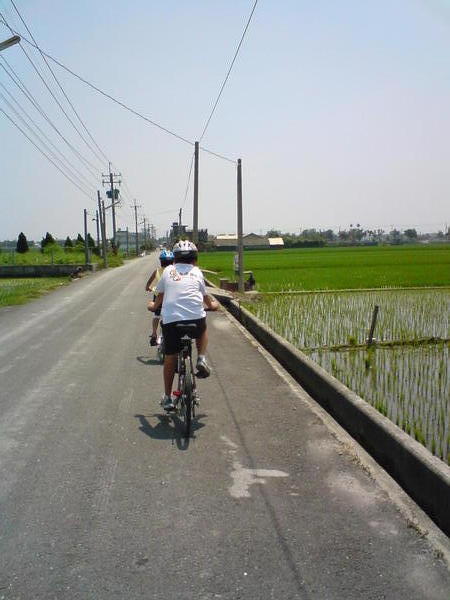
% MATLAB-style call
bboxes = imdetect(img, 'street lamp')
[0,35,20,52]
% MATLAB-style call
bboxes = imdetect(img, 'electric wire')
[0,56,99,181]
[1,105,94,200]
[0,88,95,195]
[0,79,98,190]
[199,0,258,143]
[9,0,110,166]
[0,20,237,164]
[182,152,194,210]
[0,11,103,173]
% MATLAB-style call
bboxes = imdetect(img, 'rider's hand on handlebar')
[204,298,219,311]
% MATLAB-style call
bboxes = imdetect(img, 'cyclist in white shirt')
[148,240,219,410]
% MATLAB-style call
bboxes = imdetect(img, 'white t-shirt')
[155,263,206,324]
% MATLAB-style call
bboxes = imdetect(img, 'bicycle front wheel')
[182,360,193,438]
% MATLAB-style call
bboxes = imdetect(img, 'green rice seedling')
[309,344,449,464]
[244,289,449,349]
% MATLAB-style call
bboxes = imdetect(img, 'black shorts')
[153,295,161,317]
[161,318,206,355]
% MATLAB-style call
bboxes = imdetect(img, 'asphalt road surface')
[0,254,449,600]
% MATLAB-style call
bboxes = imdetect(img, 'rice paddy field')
[201,245,450,464]
[199,245,450,291]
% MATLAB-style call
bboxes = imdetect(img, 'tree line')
[265,226,449,246]
[13,232,97,254]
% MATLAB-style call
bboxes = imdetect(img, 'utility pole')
[131,199,141,256]
[97,190,107,268]
[102,162,121,247]
[237,158,244,293]
[83,208,89,266]
[179,208,182,227]
[126,227,129,255]
[193,141,199,244]
[94,210,100,248]
[143,217,147,249]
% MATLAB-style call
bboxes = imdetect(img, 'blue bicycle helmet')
[159,249,174,264]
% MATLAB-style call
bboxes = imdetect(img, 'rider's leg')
[163,353,177,396]
[152,316,160,337]
[195,329,208,355]
[195,328,210,377]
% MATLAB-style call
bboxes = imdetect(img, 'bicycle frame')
[174,333,197,437]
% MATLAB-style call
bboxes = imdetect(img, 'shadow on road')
[136,355,161,366]
[135,413,206,450]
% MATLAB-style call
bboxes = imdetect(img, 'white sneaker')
[196,356,211,378]
[161,394,175,411]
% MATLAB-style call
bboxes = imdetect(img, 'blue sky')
[1,0,450,241]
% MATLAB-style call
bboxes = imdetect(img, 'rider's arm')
[148,293,164,312]
[203,294,219,311]
[145,270,157,291]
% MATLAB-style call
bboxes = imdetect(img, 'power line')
[1,105,94,200]
[182,152,194,210]
[8,0,110,166]
[0,11,103,173]
[199,0,258,142]
[0,87,95,194]
[0,56,99,181]
[0,20,237,164]
[0,78,98,190]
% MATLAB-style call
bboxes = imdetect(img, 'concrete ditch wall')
[219,296,450,537]
[0,264,98,277]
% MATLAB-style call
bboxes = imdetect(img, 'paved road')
[0,254,449,600]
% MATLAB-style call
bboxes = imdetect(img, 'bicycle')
[156,331,165,364]
[171,323,199,438]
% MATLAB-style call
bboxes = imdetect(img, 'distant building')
[184,229,208,243]
[214,233,284,250]
[116,228,137,250]
[170,222,187,242]
[268,237,284,248]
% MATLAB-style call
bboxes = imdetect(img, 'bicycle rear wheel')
[182,360,193,438]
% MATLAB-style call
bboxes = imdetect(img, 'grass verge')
[0,277,69,307]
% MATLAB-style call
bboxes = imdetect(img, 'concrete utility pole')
[143,217,147,248]
[97,190,108,268]
[126,227,129,255]
[131,199,141,256]
[193,141,199,244]
[102,162,121,247]
[83,208,89,265]
[179,208,182,227]
[237,158,244,293]
[94,210,100,248]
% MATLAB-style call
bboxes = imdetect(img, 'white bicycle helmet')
[172,240,198,259]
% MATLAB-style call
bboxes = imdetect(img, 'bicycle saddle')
[176,323,198,337]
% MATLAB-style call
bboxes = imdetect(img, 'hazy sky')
[1,0,450,242]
